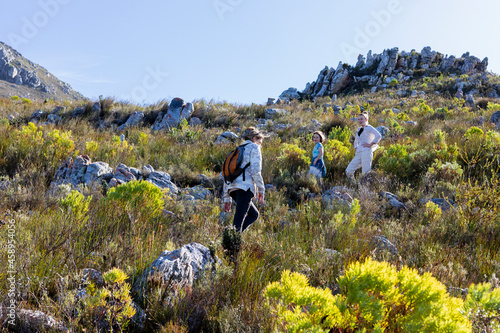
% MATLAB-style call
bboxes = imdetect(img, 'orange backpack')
[222,143,250,184]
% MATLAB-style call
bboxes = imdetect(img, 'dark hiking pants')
[230,189,259,232]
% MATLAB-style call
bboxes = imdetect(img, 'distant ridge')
[0,41,85,101]
[279,46,498,101]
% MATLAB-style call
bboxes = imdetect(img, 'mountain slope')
[0,41,85,101]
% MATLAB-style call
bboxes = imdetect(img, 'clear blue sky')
[1,0,499,105]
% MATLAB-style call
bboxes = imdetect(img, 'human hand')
[362,142,374,148]
[257,193,265,205]
[224,202,231,212]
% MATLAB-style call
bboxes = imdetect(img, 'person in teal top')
[309,131,326,178]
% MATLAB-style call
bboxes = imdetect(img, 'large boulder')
[117,111,144,131]
[52,155,91,188]
[83,162,113,187]
[491,111,500,125]
[147,171,178,194]
[151,98,194,131]
[279,87,301,100]
[134,243,215,302]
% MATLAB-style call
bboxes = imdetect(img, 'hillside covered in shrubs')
[1,47,500,332]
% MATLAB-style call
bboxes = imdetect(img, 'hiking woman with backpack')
[222,127,266,232]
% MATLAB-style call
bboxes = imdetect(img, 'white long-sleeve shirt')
[222,140,265,203]
[354,125,382,152]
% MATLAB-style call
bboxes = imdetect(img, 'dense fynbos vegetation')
[0,71,500,332]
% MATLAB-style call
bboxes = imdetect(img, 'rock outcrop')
[282,46,490,100]
[151,98,194,131]
[0,41,84,101]
[50,155,179,195]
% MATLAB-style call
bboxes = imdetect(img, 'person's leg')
[241,201,259,232]
[230,189,254,232]
[361,150,374,175]
[346,150,362,179]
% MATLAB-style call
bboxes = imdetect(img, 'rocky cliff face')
[282,46,492,101]
[0,41,84,101]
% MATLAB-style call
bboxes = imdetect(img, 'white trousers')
[346,149,373,176]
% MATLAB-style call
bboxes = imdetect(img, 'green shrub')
[265,258,472,332]
[106,180,164,224]
[378,144,411,179]
[10,95,19,101]
[59,190,92,225]
[78,268,136,332]
[464,282,500,333]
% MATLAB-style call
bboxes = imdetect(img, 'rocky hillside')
[279,46,498,101]
[0,41,85,101]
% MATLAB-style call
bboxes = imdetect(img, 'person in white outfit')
[345,112,382,180]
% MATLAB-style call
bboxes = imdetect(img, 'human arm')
[249,144,265,203]
[222,175,232,211]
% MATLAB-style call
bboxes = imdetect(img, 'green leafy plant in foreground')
[78,268,136,332]
[265,258,472,332]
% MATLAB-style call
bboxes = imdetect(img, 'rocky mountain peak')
[279,46,493,101]
[0,41,84,101]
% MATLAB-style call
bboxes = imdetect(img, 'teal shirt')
[312,142,323,162]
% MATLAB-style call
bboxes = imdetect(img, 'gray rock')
[490,111,500,124]
[375,126,389,139]
[214,136,231,145]
[117,111,144,131]
[147,171,178,194]
[72,107,85,117]
[187,185,212,200]
[411,90,418,97]
[12,309,67,333]
[380,191,405,210]
[83,162,113,187]
[265,108,287,119]
[47,114,61,125]
[113,163,137,183]
[396,89,407,97]
[52,155,91,188]
[153,97,194,130]
[376,47,399,76]
[371,235,399,256]
[465,94,474,107]
[322,188,353,209]
[328,62,350,94]
[220,131,239,140]
[142,165,154,178]
[279,87,301,100]
[420,46,436,69]
[134,243,215,302]
[29,110,44,123]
